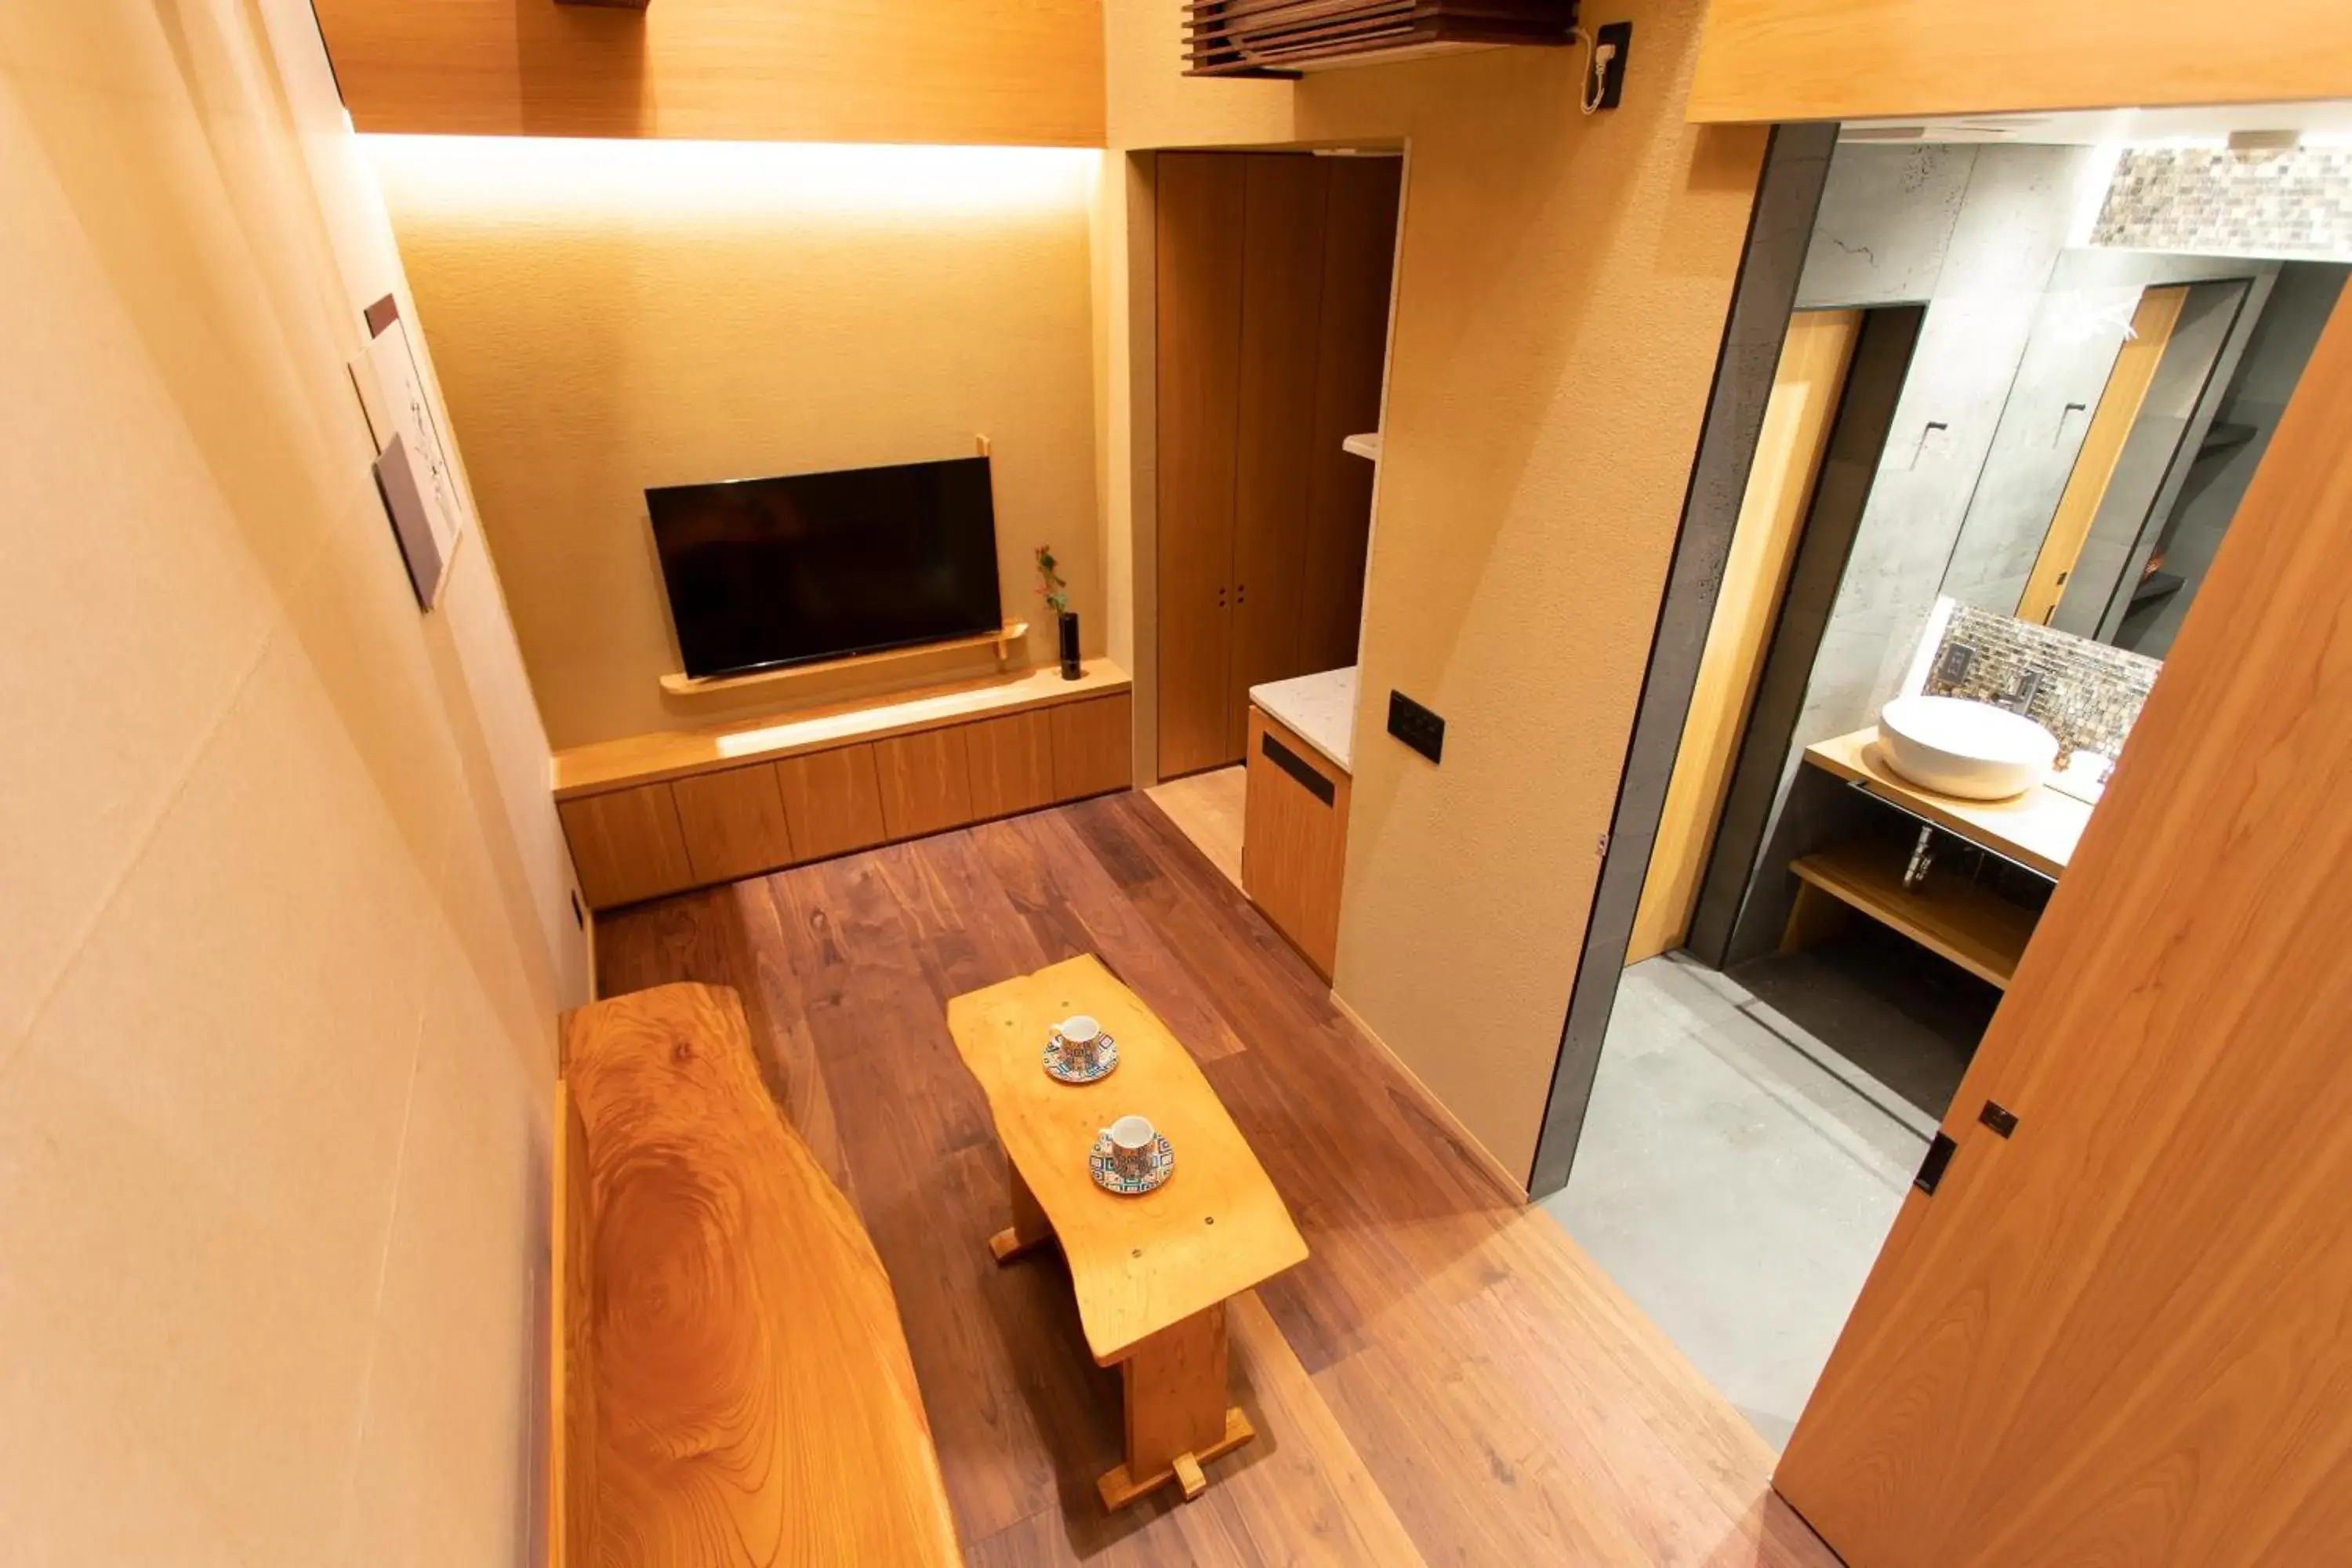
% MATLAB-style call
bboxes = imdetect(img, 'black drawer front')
[1261,730,1336,806]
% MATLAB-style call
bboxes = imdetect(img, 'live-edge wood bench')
[554,982,962,1566]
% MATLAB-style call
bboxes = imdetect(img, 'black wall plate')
[1593,21,1632,111]
[1388,690,1446,764]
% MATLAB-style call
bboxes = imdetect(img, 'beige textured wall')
[1104,0,1765,1181]
[369,137,1105,752]
[0,2,583,1560]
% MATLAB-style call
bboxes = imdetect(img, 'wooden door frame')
[1126,140,1410,789]
[1526,124,1838,1198]
[1624,306,1861,966]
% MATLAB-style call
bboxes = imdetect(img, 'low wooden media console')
[555,662,1134,909]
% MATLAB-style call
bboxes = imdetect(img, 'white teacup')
[1104,1114,1158,1181]
[1053,1014,1104,1073]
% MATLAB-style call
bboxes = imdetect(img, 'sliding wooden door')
[1156,153,1247,779]
[1227,154,1328,757]
[1627,308,1859,964]
[1774,293,2352,1565]
[1156,152,1399,778]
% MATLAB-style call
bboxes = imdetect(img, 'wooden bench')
[554,982,961,1566]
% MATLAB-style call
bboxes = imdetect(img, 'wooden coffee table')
[946,955,1309,1510]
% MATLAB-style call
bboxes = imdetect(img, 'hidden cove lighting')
[361,133,1099,220]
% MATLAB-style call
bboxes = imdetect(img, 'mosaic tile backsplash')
[2092,147,2352,262]
[1925,602,2161,764]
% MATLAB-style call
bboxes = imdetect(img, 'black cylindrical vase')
[1058,610,1082,680]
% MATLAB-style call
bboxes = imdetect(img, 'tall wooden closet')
[1156,151,1401,779]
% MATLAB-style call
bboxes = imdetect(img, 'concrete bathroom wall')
[1716,142,2285,960]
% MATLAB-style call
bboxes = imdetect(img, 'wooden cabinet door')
[776,745,889,862]
[875,727,977,840]
[559,782,694,909]
[1240,708,1348,977]
[671,763,797,885]
[1299,154,1400,675]
[1050,694,1134,801]
[1227,154,1330,757]
[964,711,1056,820]
[1774,299,2352,1566]
[1156,151,1247,777]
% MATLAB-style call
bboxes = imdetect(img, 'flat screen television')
[648,456,1004,681]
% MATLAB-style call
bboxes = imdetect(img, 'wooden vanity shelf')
[659,619,1030,699]
[1783,841,2038,990]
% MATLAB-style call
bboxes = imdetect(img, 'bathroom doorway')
[1537,114,2352,1448]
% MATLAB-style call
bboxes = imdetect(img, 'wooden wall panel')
[1690,0,2352,124]
[559,781,693,908]
[310,0,1107,147]
[1156,154,1249,778]
[777,745,889,862]
[671,763,795,885]
[1052,695,1136,801]
[964,711,1057,820]
[551,1083,600,1568]
[1228,154,1331,757]
[875,728,978,840]
[1776,296,2352,1565]
[1299,155,1402,676]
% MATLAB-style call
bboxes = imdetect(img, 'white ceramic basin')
[1877,695,2059,800]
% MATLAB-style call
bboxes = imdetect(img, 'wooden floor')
[1143,765,1245,888]
[596,792,1835,1566]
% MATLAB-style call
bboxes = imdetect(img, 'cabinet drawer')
[672,763,797,884]
[964,710,1056,820]
[776,745,889,862]
[560,782,695,909]
[1050,693,1134,801]
[877,727,978,839]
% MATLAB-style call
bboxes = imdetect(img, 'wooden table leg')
[1096,1304,1256,1511]
[987,1160,1056,1264]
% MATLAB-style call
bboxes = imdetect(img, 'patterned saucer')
[1044,1031,1119,1084]
[1089,1131,1175,1196]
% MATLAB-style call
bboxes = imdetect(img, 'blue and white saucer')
[1044,1031,1119,1084]
[1089,1131,1175,1196]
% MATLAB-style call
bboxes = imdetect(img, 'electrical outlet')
[1388,690,1446,764]
[1592,21,1633,110]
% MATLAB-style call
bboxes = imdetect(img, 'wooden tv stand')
[555,662,1133,909]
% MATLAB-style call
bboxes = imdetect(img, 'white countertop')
[1249,666,1356,774]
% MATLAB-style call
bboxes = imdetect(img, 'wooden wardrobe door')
[1299,154,1400,675]
[1226,154,1330,757]
[1156,152,1247,778]
[1774,296,2352,1566]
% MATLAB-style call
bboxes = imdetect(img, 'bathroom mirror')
[1938,253,2347,659]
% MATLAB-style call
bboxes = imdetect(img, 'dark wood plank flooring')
[595,792,1836,1566]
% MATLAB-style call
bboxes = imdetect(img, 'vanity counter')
[1804,727,2089,879]
[1247,666,1356,775]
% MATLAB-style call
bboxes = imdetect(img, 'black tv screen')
[648,456,1004,681]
